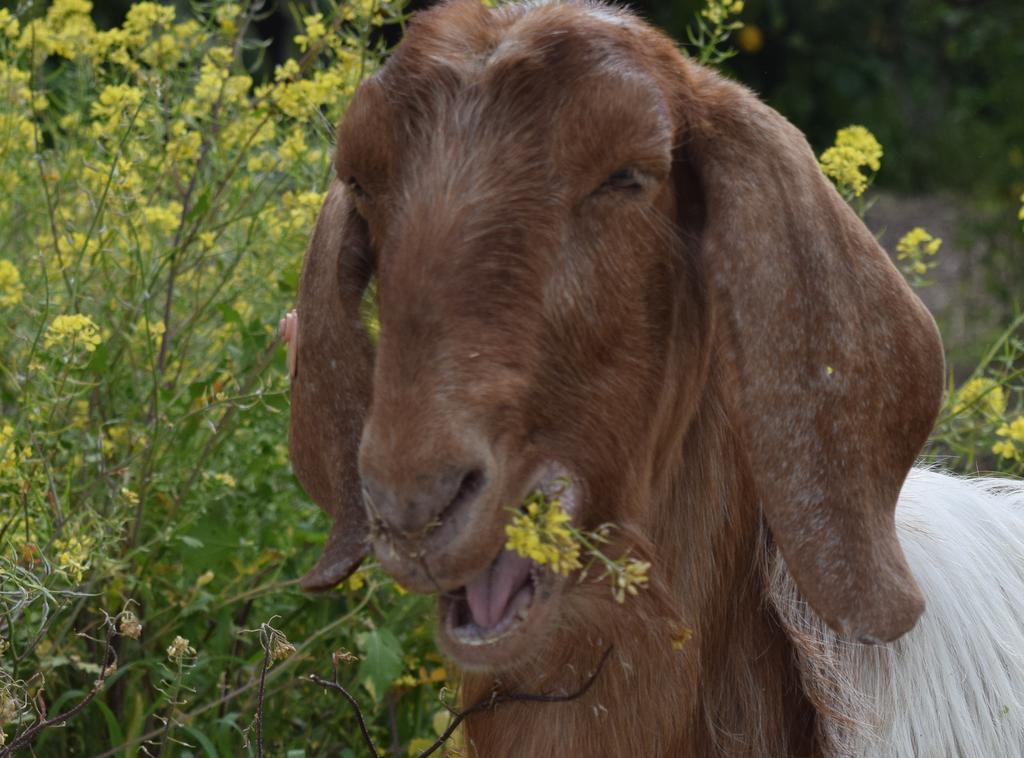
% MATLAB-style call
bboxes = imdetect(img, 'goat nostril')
[362,466,487,537]
[449,468,484,512]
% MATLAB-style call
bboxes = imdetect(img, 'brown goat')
[284,1,955,754]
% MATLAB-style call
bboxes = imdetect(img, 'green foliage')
[0,1,455,754]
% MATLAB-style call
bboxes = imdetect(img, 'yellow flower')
[819,147,866,196]
[895,227,942,278]
[214,3,242,35]
[505,489,581,576]
[90,83,144,134]
[994,417,1024,461]
[133,317,165,349]
[212,472,237,488]
[123,1,176,42]
[993,440,1018,460]
[0,424,26,478]
[279,127,309,165]
[0,260,24,306]
[166,121,201,164]
[54,535,92,582]
[613,557,651,603]
[44,314,102,352]
[997,417,1024,444]
[953,377,1006,419]
[0,8,21,39]
[819,125,883,198]
[294,13,327,52]
[142,202,183,235]
[835,125,883,172]
[701,0,744,25]
[121,487,140,505]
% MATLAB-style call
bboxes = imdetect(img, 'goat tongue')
[464,550,533,630]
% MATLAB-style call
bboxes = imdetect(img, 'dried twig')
[252,630,273,757]
[1,621,117,757]
[307,668,378,757]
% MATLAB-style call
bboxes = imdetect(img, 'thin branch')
[1,625,117,756]
[307,671,379,758]
[252,630,273,757]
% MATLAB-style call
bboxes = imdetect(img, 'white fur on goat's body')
[769,468,1024,756]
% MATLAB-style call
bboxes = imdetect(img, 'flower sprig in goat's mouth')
[505,480,652,603]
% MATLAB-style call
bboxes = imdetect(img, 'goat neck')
[461,357,820,757]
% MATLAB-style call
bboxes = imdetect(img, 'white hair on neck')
[769,468,1024,756]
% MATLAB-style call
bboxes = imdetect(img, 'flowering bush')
[0,1,458,754]
[0,0,1021,754]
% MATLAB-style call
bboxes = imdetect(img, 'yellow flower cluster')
[54,535,92,582]
[505,490,582,576]
[819,125,883,198]
[702,0,745,25]
[44,314,102,352]
[89,83,144,136]
[18,0,96,63]
[0,260,23,306]
[612,557,652,604]
[994,417,1024,461]
[0,9,21,40]
[294,13,328,52]
[895,226,942,276]
[953,377,1006,419]
[0,424,26,478]
[211,471,237,488]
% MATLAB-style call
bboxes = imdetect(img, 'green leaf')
[179,535,204,548]
[181,725,219,757]
[186,191,210,223]
[356,628,403,702]
[92,698,125,748]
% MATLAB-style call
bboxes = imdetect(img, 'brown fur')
[286,1,945,755]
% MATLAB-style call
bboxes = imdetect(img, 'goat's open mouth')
[441,549,542,646]
[436,463,575,665]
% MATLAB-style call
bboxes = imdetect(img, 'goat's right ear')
[289,179,374,591]
[669,65,945,643]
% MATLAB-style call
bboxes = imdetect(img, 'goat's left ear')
[672,66,945,642]
[289,179,374,590]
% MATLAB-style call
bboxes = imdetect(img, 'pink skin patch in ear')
[279,309,298,379]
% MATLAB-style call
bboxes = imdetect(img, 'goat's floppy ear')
[289,179,374,591]
[674,69,945,642]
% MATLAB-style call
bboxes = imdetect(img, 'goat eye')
[601,168,642,192]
